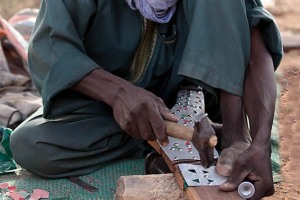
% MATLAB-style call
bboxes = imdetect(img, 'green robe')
[10,0,283,177]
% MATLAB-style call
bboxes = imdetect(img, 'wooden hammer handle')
[165,120,218,148]
[165,121,194,141]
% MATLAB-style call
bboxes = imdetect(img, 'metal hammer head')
[192,113,218,168]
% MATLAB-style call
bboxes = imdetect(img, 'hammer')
[165,113,218,168]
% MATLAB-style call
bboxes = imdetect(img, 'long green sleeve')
[177,0,283,96]
[28,0,99,117]
[245,0,283,68]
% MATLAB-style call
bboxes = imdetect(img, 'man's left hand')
[219,144,275,200]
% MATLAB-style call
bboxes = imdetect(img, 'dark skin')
[219,27,276,200]
[73,68,178,146]
[73,27,276,199]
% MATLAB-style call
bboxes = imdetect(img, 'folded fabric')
[0,9,42,129]
[0,92,42,128]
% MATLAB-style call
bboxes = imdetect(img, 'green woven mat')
[271,115,281,183]
[270,83,282,183]
[0,158,145,200]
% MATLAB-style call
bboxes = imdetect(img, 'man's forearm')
[71,68,177,144]
[72,68,134,107]
[244,28,277,147]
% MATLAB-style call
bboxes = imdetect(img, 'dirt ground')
[0,0,299,199]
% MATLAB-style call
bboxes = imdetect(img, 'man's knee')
[10,126,62,177]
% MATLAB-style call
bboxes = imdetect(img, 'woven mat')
[0,158,145,200]
[270,83,282,183]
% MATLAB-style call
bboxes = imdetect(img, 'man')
[10,0,283,199]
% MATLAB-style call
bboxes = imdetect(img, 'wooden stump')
[115,174,188,200]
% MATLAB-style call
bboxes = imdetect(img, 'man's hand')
[73,68,177,145]
[220,144,274,200]
[111,84,178,145]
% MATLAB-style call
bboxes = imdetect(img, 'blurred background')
[0,0,40,19]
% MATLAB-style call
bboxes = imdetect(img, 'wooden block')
[148,141,162,154]
[114,172,242,200]
[114,174,188,200]
[186,187,243,200]
[173,164,186,190]
[148,141,199,173]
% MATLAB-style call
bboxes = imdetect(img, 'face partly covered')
[147,0,178,10]
[125,0,178,23]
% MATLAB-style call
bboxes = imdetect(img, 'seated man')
[10,0,283,199]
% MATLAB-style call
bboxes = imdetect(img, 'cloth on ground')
[0,9,41,129]
[0,126,16,174]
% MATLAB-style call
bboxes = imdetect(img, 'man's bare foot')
[215,121,251,177]
[216,141,250,176]
[216,91,252,177]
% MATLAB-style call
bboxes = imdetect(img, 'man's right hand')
[111,84,178,145]
[73,68,178,146]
